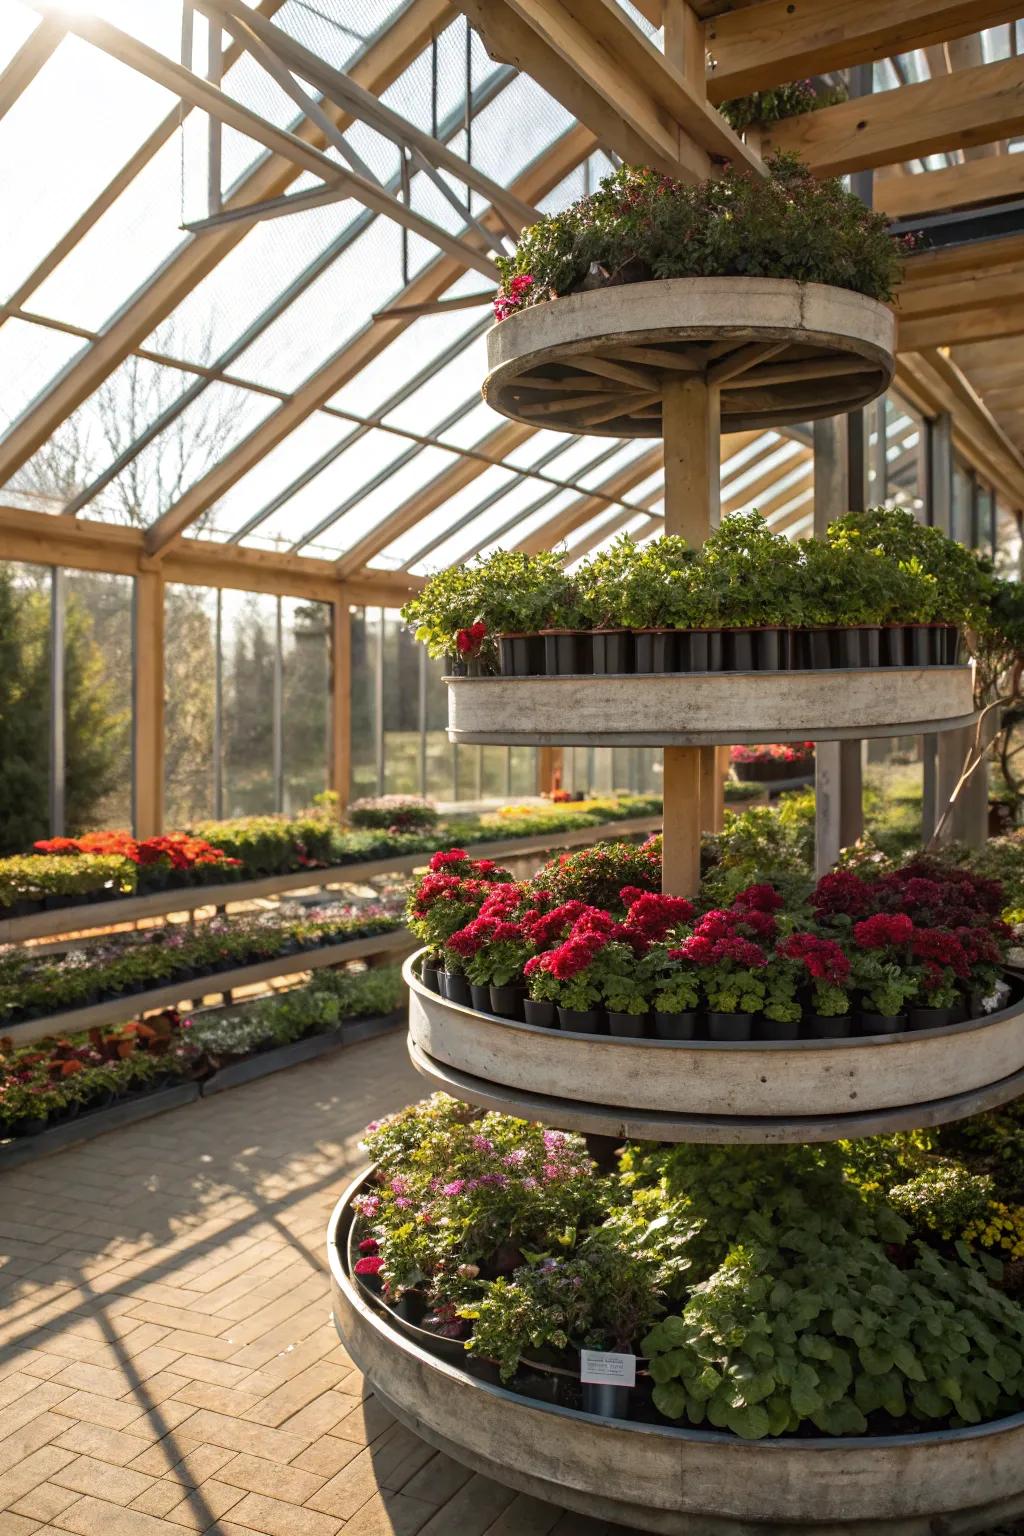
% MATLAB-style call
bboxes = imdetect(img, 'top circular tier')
[482,277,896,436]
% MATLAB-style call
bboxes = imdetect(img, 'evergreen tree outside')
[0,563,126,853]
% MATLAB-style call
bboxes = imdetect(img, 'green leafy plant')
[0,853,137,909]
[496,155,907,310]
[400,550,580,666]
[719,79,848,135]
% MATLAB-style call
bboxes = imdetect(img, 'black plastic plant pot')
[581,1381,632,1420]
[470,983,492,1014]
[489,984,526,1021]
[947,627,963,664]
[633,631,676,674]
[835,628,863,670]
[726,630,755,673]
[859,627,882,668]
[677,630,708,673]
[591,630,633,676]
[607,1010,648,1038]
[800,629,834,671]
[754,628,783,672]
[542,631,587,676]
[523,998,556,1029]
[420,965,441,996]
[907,1005,959,1031]
[908,626,932,667]
[858,1011,907,1036]
[441,971,471,1007]
[498,635,531,677]
[806,1014,853,1039]
[652,1010,698,1040]
[755,1017,801,1041]
[445,654,467,677]
[881,626,907,666]
[557,1007,605,1034]
[707,1012,753,1041]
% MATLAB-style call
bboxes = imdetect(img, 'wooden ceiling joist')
[0,0,451,490]
[704,0,1022,102]
[765,53,1024,176]
[878,156,1024,221]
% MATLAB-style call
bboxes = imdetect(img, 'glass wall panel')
[952,464,973,548]
[885,395,925,518]
[382,608,421,795]
[164,583,216,827]
[350,606,378,799]
[64,571,132,832]
[282,598,330,814]
[221,589,277,816]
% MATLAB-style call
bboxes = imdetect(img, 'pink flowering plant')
[357,1097,604,1304]
[445,915,532,988]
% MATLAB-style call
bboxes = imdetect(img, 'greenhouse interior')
[9,2,1024,1533]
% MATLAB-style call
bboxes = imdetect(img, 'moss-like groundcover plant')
[493,155,909,317]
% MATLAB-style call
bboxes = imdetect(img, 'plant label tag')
[579,1350,636,1387]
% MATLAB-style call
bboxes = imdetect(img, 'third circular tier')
[405,959,1024,1142]
[446,667,975,747]
[482,277,896,435]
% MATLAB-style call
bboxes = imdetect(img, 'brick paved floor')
[0,1033,643,1536]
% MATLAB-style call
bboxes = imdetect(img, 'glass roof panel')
[240,424,419,549]
[200,413,358,541]
[435,399,500,451]
[326,308,486,417]
[0,3,39,70]
[82,380,279,527]
[0,34,173,304]
[383,332,490,432]
[0,319,86,454]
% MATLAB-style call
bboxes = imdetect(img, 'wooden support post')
[330,589,352,816]
[934,727,964,848]
[814,740,842,878]
[663,745,702,897]
[132,568,164,838]
[660,374,719,894]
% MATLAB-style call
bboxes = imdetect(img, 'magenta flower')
[354,1255,384,1277]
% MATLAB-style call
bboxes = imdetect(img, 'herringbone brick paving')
[0,1034,644,1535]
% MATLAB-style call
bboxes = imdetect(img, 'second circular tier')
[447,667,975,746]
[405,960,1024,1142]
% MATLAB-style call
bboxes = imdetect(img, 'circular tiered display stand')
[328,276,1024,1532]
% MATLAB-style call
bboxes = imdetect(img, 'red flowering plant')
[406,854,514,967]
[445,915,533,989]
[811,869,877,924]
[730,743,814,766]
[907,926,970,1012]
[619,888,695,954]
[847,912,919,1019]
[522,908,622,1011]
[455,619,488,661]
[674,929,771,1017]
[956,925,1007,1010]
[33,830,240,883]
[777,932,851,1019]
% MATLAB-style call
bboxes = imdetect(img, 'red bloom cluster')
[778,932,849,984]
[812,870,875,918]
[734,884,784,914]
[620,890,694,952]
[693,906,776,942]
[446,916,524,959]
[730,742,814,765]
[852,912,915,950]
[34,831,238,870]
[675,933,767,969]
[524,905,620,980]
[456,620,487,657]
[493,273,535,321]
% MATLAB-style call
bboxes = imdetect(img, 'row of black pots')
[472,625,962,680]
[423,968,970,1040]
[0,1076,186,1140]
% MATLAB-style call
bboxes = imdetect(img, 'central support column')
[661,375,720,895]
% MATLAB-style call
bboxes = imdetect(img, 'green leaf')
[812,1399,867,1436]
[859,1345,894,1375]
[652,1381,687,1420]
[892,1343,926,1382]
[726,1403,771,1440]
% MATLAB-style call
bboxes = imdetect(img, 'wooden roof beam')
[704,1,1021,102]
[457,0,762,181]
[0,16,63,120]
[876,156,1024,219]
[765,53,1024,176]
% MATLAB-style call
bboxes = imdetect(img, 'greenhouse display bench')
[2,927,415,1050]
[0,1082,201,1172]
[328,1175,1024,1536]
[0,816,662,945]
[446,669,977,748]
[201,1008,404,1095]
[405,963,1024,1144]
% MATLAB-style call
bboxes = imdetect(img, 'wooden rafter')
[704,1,1022,102]
[457,0,762,181]
[0,16,63,120]
[765,53,1024,176]
[145,122,597,557]
[877,156,1024,219]
[0,0,451,488]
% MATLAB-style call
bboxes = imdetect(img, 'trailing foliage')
[719,80,848,135]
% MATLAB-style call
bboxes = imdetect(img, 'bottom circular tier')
[328,1176,1024,1536]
